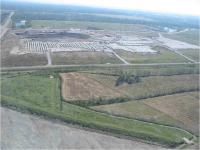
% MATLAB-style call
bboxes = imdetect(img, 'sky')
[13,0,200,16]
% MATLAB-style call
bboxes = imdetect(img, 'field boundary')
[64,88,199,107]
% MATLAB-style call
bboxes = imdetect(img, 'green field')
[92,100,181,126]
[52,52,122,65]
[0,73,194,147]
[84,73,199,102]
[114,46,189,64]
[92,92,199,134]
[31,20,149,31]
[163,29,199,46]
[177,49,200,62]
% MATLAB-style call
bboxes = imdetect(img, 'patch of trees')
[116,72,140,86]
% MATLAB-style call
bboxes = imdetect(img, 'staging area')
[2,28,199,67]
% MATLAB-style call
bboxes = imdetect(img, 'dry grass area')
[92,100,182,127]
[85,73,199,98]
[144,92,199,135]
[60,73,122,101]
[52,51,122,65]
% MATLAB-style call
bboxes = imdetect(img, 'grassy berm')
[0,73,194,147]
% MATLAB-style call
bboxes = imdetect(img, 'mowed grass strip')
[0,74,193,147]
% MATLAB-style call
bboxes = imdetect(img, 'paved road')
[1,62,199,72]
[46,51,52,66]
[0,12,14,39]
[1,107,164,149]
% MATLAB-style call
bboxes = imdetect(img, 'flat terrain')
[114,46,189,64]
[92,92,199,135]
[60,73,121,101]
[1,73,193,147]
[1,32,48,67]
[92,100,182,127]
[85,73,199,99]
[31,20,154,33]
[177,49,200,62]
[1,54,48,67]
[163,29,200,46]
[52,52,122,65]
[61,72,199,103]
[144,92,199,135]
[1,107,164,149]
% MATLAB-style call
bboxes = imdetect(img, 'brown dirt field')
[60,73,122,101]
[144,92,199,135]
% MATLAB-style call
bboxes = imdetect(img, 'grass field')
[1,54,48,67]
[60,73,121,101]
[30,20,140,30]
[177,49,200,62]
[92,100,182,126]
[0,73,194,147]
[84,73,199,100]
[163,29,199,46]
[114,46,189,64]
[92,92,199,135]
[52,52,122,65]
[144,92,199,135]
[30,20,153,33]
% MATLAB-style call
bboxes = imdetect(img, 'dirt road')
[1,107,164,149]
[0,12,14,39]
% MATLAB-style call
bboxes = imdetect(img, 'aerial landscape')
[0,0,199,149]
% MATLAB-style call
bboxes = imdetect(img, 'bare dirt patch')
[60,73,121,101]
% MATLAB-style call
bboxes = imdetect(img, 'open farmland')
[92,100,182,127]
[92,92,199,135]
[52,52,121,65]
[60,73,121,101]
[1,54,48,67]
[1,33,48,67]
[83,73,199,102]
[31,20,154,32]
[1,72,195,147]
[163,29,200,46]
[177,49,200,62]
[144,92,199,135]
[114,46,189,64]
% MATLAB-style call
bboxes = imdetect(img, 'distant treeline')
[2,1,199,29]
[11,11,199,29]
